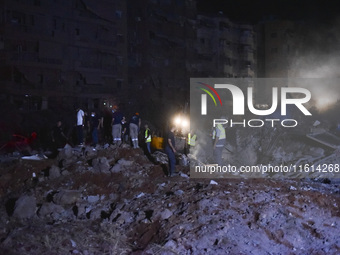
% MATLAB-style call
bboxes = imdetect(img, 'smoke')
[289,18,340,112]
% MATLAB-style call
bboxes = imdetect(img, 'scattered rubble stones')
[0,144,339,254]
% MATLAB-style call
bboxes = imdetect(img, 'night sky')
[197,0,339,24]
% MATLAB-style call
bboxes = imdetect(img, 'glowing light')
[172,115,190,134]
[174,116,181,125]
[182,119,189,128]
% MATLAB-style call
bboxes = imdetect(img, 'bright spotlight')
[174,116,181,125]
[182,119,189,128]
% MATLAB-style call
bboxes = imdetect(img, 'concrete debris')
[86,195,100,204]
[0,141,339,254]
[21,154,47,161]
[178,154,189,166]
[174,190,184,196]
[12,195,36,219]
[48,165,61,179]
[210,180,218,185]
[151,151,168,164]
[160,209,173,220]
[53,190,82,205]
[313,120,321,127]
[117,158,134,166]
[110,163,122,173]
[92,157,110,173]
[136,192,145,198]
[38,202,65,219]
[179,172,189,178]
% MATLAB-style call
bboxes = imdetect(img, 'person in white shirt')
[76,107,85,145]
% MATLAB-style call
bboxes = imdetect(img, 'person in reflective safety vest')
[213,123,226,166]
[144,124,152,154]
[187,130,197,154]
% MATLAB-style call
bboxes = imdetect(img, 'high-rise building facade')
[0,0,127,112]
[196,14,256,78]
[127,0,197,122]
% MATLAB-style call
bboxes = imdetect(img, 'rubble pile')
[0,144,339,254]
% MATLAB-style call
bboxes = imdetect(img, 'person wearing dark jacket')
[165,125,177,177]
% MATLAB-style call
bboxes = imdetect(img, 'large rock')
[161,209,173,220]
[58,145,73,160]
[92,157,111,173]
[53,190,82,205]
[12,195,36,219]
[58,145,77,168]
[110,158,135,173]
[49,165,61,179]
[117,159,134,166]
[152,151,169,164]
[84,146,97,157]
[38,202,65,219]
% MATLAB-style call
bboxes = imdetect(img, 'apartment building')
[196,14,256,79]
[127,0,197,120]
[0,0,127,112]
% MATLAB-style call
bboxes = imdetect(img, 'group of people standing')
[73,106,152,152]
[52,106,225,177]
[75,107,101,148]
[51,105,152,154]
